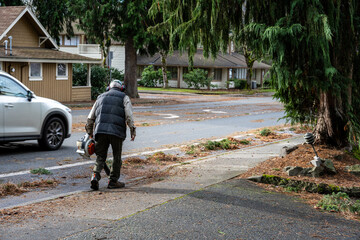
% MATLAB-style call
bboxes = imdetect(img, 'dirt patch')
[240,144,360,220]
[240,144,360,188]
[256,132,293,142]
[0,179,59,198]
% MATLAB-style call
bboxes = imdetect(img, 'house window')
[64,36,79,46]
[0,61,2,71]
[214,69,222,80]
[137,66,145,78]
[56,63,68,80]
[232,68,247,79]
[167,67,178,80]
[29,63,42,81]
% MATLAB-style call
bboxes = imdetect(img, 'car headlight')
[65,107,72,114]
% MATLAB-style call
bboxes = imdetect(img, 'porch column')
[177,66,181,88]
[87,64,91,87]
[226,68,230,88]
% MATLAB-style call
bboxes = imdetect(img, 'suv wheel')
[38,117,65,150]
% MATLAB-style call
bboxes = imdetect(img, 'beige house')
[137,50,271,89]
[59,26,125,72]
[0,6,101,102]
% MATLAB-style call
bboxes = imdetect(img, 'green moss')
[328,184,341,192]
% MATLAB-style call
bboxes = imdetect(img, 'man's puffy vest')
[93,88,126,140]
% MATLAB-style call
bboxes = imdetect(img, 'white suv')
[0,70,72,150]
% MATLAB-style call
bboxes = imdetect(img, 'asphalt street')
[65,179,360,240]
[0,94,285,174]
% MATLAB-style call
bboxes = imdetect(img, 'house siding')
[7,62,73,102]
[110,45,125,72]
[7,15,40,47]
[71,86,91,102]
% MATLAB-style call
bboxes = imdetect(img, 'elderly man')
[86,80,136,190]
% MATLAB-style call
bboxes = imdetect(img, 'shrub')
[263,79,271,88]
[183,69,213,89]
[141,65,163,87]
[352,146,360,161]
[73,63,87,86]
[203,139,237,150]
[30,168,52,175]
[229,78,247,89]
[259,128,272,136]
[239,139,251,145]
[73,64,124,99]
[317,192,360,214]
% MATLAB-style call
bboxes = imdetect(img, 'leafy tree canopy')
[154,0,360,147]
[0,0,24,6]
[29,0,74,45]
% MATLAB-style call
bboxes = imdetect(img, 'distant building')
[137,50,270,89]
[59,26,125,72]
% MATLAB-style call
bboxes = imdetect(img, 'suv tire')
[38,117,65,150]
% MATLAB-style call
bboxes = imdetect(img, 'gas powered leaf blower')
[76,134,110,175]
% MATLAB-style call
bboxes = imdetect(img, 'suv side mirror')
[27,90,33,101]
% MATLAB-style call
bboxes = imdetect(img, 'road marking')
[0,134,256,179]
[156,113,179,119]
[0,147,180,179]
[203,109,227,114]
[133,106,153,109]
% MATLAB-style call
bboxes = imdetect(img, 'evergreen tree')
[0,0,24,6]
[29,0,74,46]
[148,1,173,88]
[69,0,117,66]
[154,0,360,147]
[70,0,158,98]
[112,0,158,98]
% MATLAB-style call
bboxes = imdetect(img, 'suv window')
[0,75,27,97]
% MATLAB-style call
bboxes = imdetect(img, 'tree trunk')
[245,68,253,89]
[160,52,168,88]
[314,91,347,147]
[243,47,255,89]
[124,36,139,98]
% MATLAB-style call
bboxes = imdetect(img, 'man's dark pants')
[94,134,123,182]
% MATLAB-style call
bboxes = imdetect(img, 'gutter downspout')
[8,36,12,56]
[4,40,8,55]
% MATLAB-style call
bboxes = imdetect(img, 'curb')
[139,90,197,96]
[0,136,302,211]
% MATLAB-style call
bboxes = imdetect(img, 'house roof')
[230,52,270,69]
[0,6,100,64]
[137,50,270,69]
[0,6,58,49]
[0,6,25,36]
[0,46,101,64]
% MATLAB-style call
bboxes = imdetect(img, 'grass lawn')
[138,87,274,95]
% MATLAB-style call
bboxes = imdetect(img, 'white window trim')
[0,61,2,71]
[29,62,43,81]
[56,63,68,80]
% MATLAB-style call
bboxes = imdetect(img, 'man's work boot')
[90,173,101,190]
[107,180,125,189]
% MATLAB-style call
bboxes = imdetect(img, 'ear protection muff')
[120,84,126,92]
[108,80,126,92]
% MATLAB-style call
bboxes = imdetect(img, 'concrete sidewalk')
[1,137,360,240]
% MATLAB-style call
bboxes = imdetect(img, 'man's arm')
[85,101,97,138]
[123,95,136,141]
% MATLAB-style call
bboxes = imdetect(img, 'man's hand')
[130,127,136,141]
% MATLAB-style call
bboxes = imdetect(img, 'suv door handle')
[4,104,14,108]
